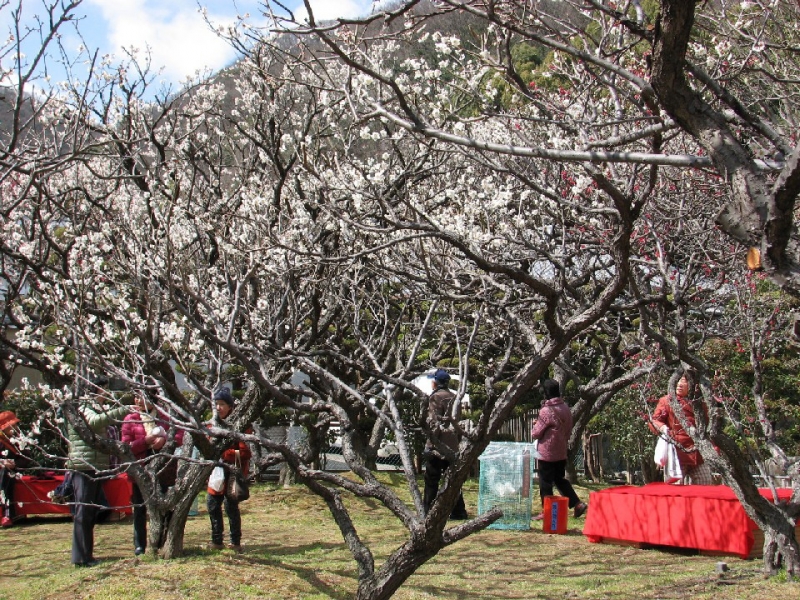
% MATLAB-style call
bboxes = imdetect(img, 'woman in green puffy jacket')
[65,395,130,567]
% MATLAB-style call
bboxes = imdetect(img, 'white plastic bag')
[665,443,683,482]
[208,465,225,493]
[531,439,542,460]
[654,437,669,467]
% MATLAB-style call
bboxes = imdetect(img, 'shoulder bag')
[226,449,250,502]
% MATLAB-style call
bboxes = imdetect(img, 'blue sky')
[3,0,381,90]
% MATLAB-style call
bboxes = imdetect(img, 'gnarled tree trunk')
[583,432,604,483]
[138,462,214,559]
[763,520,800,577]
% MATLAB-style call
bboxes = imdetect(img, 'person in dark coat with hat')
[206,388,251,552]
[423,369,468,520]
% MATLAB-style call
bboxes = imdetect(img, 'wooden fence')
[497,409,539,442]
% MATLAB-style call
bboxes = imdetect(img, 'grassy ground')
[0,475,796,599]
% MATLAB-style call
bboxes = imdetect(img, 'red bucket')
[542,496,569,534]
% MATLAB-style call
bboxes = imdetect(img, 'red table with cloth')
[582,483,792,559]
[12,473,133,518]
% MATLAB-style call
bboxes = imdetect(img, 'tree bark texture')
[136,461,214,559]
[584,433,604,483]
[711,434,800,576]
[651,0,800,291]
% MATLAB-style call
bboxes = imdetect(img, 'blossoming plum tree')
[3,2,638,594]
[4,0,800,594]
[233,0,800,582]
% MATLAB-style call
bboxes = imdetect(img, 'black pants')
[207,493,241,545]
[131,483,147,551]
[131,481,169,552]
[0,468,15,519]
[537,459,580,508]
[423,454,467,518]
[71,471,103,565]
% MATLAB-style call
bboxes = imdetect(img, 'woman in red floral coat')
[651,377,715,485]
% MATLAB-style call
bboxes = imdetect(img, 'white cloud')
[86,0,250,81]
[85,1,380,83]
[295,0,373,21]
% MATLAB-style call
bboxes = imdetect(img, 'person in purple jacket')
[530,379,587,520]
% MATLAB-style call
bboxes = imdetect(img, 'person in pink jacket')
[121,392,184,555]
[530,379,587,520]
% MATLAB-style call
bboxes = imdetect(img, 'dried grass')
[0,477,795,599]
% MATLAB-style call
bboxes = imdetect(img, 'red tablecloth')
[13,474,133,517]
[582,483,792,559]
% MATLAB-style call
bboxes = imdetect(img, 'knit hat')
[212,388,235,407]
